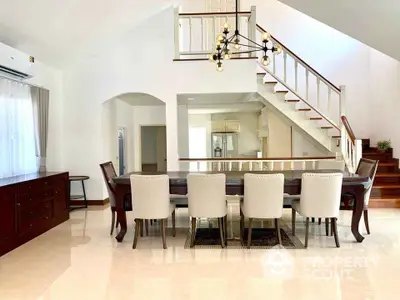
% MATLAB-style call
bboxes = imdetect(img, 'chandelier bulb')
[209,53,216,62]
[223,23,229,30]
[262,32,271,42]
[262,56,270,66]
[274,44,282,55]
[224,53,231,60]
[217,34,224,41]
[216,62,224,72]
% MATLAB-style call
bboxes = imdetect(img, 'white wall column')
[166,96,180,171]
[178,104,189,159]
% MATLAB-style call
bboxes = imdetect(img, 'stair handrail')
[341,116,356,145]
[258,62,340,131]
[256,24,340,94]
[340,116,362,173]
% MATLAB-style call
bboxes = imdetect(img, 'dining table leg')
[350,184,365,243]
[115,185,129,243]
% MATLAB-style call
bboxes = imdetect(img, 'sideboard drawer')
[0,172,69,256]
[19,200,54,223]
[18,200,54,235]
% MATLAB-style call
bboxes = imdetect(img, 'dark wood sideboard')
[0,172,70,256]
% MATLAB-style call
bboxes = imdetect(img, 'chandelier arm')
[227,42,262,50]
[232,49,262,55]
[237,33,264,48]
[226,34,236,43]
[235,0,239,32]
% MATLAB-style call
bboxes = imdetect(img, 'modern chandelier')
[209,1,282,71]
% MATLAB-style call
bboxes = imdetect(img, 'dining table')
[111,170,369,243]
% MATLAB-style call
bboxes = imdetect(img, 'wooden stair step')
[379,162,397,166]
[264,81,278,84]
[275,90,289,94]
[286,99,300,103]
[297,108,311,112]
[371,195,400,199]
[321,126,333,129]
[332,135,341,139]
[373,184,400,189]
[376,173,400,177]
[257,72,266,75]
[310,117,323,120]
[374,173,400,184]
[369,198,400,208]
[371,184,400,198]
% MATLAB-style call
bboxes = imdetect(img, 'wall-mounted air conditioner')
[0,43,35,80]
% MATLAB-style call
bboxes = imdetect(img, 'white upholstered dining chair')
[315,160,345,226]
[291,173,343,248]
[130,174,176,249]
[187,173,227,248]
[241,173,285,248]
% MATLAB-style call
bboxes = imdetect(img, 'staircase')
[174,6,363,173]
[362,139,400,208]
[255,72,340,153]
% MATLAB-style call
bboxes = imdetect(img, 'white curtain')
[0,78,37,178]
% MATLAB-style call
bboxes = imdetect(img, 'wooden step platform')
[363,141,400,208]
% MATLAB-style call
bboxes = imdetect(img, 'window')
[0,78,37,178]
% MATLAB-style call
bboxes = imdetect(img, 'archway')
[101,93,166,174]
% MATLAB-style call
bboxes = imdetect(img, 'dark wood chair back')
[100,161,117,208]
[356,158,379,180]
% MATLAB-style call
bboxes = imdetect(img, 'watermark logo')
[262,245,294,279]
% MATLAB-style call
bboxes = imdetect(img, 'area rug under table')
[184,219,305,249]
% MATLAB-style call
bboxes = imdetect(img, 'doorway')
[141,126,167,172]
[117,127,127,176]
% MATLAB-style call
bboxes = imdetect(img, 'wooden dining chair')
[343,158,379,234]
[100,161,119,235]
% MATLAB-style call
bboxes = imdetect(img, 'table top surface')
[0,172,68,187]
[69,175,90,181]
[112,170,369,185]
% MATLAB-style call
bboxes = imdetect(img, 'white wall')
[291,127,331,157]
[0,41,63,172]
[279,0,400,62]
[57,0,400,201]
[266,109,292,157]
[61,7,256,200]
[240,0,400,157]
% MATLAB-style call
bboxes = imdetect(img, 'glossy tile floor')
[1,204,400,300]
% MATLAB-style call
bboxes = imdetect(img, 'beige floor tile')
[0,205,398,300]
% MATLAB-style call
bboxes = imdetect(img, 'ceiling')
[178,92,263,114]
[280,0,400,61]
[118,93,165,106]
[0,0,175,66]
[178,93,256,105]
